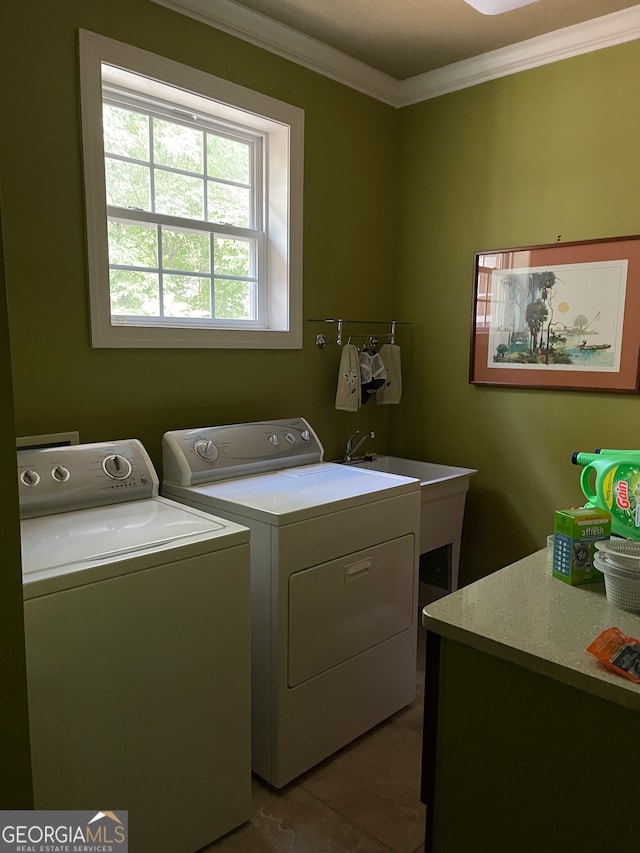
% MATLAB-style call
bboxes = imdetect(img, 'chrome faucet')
[343,430,375,462]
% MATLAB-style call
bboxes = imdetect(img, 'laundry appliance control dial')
[51,465,70,482]
[21,470,40,487]
[194,439,219,462]
[103,454,133,480]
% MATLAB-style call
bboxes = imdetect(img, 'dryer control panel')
[17,439,159,518]
[163,417,324,486]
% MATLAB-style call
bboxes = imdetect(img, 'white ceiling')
[171,0,638,78]
[152,0,640,104]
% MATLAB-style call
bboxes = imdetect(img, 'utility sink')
[346,455,477,592]
[347,455,474,488]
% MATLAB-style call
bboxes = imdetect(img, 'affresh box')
[553,507,611,585]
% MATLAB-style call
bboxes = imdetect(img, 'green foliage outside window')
[103,102,257,322]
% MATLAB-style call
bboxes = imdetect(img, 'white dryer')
[18,439,251,853]
[162,418,421,788]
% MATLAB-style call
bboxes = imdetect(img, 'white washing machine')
[18,439,251,853]
[162,418,421,788]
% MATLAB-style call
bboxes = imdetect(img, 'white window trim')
[79,29,304,349]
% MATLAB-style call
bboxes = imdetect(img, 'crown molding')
[151,0,640,108]
[398,5,640,106]
[150,0,399,105]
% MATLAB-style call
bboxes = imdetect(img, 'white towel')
[359,351,386,404]
[376,344,402,405]
[370,352,386,382]
[335,344,361,412]
[358,351,372,383]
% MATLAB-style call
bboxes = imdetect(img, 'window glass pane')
[153,118,203,173]
[110,270,159,316]
[163,275,211,318]
[162,229,210,273]
[155,170,204,219]
[105,159,151,210]
[103,104,149,160]
[214,236,252,278]
[214,279,253,320]
[207,182,250,227]
[108,221,158,268]
[207,135,250,184]
[88,37,301,344]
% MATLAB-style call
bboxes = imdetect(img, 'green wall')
[0,0,399,467]
[0,197,32,806]
[396,42,640,584]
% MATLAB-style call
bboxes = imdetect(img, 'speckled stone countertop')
[422,549,640,710]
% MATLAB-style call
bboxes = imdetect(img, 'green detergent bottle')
[573,452,640,540]
[572,451,640,465]
[595,448,640,460]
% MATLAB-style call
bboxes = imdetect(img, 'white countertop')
[422,549,640,710]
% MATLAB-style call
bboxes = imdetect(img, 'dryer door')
[287,534,415,687]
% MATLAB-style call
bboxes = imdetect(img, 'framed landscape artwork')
[469,235,640,393]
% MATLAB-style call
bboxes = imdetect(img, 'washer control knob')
[103,454,132,480]
[21,469,40,487]
[268,434,279,446]
[194,439,219,462]
[52,465,70,482]
[285,433,295,443]
[301,430,310,441]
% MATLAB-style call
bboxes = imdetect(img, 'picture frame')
[469,235,640,393]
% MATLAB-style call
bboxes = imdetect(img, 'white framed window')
[79,30,303,348]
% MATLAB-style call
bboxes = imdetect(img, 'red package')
[587,626,640,684]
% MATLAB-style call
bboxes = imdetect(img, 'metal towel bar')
[307,318,410,348]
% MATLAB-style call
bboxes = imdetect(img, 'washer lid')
[170,462,419,525]
[21,496,249,596]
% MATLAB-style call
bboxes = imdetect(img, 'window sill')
[91,322,302,349]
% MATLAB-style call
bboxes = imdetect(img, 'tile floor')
[206,626,427,853]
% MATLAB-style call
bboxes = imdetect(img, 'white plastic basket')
[594,539,640,570]
[594,555,640,613]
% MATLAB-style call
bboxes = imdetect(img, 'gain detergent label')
[601,464,640,534]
